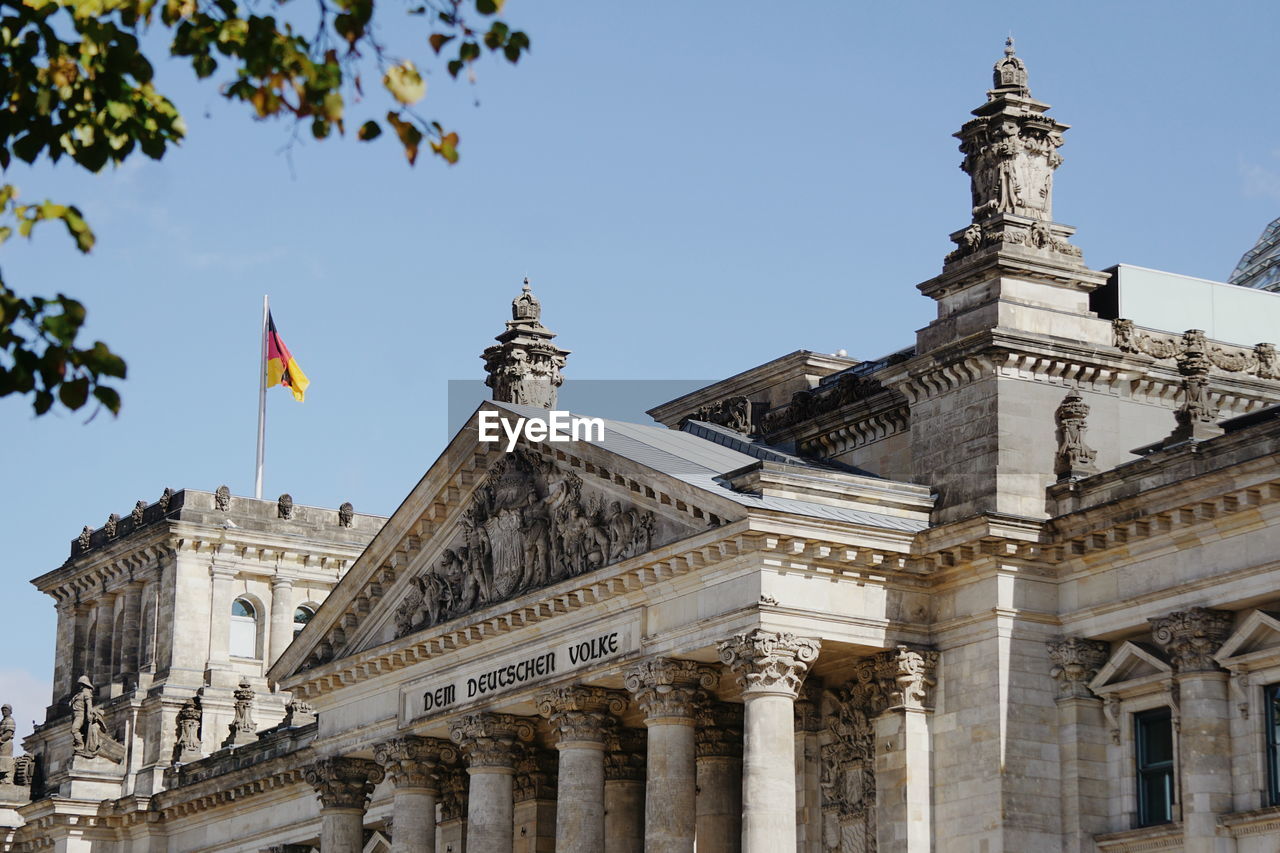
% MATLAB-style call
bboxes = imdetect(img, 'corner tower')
[893,41,1113,522]
[481,278,571,409]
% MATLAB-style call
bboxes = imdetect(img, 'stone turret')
[481,278,571,409]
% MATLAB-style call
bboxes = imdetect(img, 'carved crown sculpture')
[1054,389,1098,481]
[945,38,1082,266]
[481,278,571,409]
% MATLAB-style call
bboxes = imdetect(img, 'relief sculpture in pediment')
[395,450,658,637]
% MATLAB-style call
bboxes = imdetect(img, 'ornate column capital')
[695,701,743,760]
[536,685,628,746]
[623,657,719,724]
[372,735,457,790]
[1047,637,1109,699]
[862,645,939,712]
[1150,607,1233,673]
[603,727,646,781]
[303,757,385,811]
[449,712,535,770]
[718,629,820,698]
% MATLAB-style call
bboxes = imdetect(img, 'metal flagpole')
[254,294,268,499]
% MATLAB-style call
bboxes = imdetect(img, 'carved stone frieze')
[450,712,536,769]
[1149,607,1234,673]
[695,701,743,759]
[603,727,646,781]
[821,683,877,852]
[304,757,385,810]
[513,747,557,803]
[536,686,628,746]
[1047,638,1109,699]
[624,658,720,723]
[762,373,886,434]
[687,395,755,434]
[1054,390,1097,481]
[482,279,570,409]
[394,448,661,636]
[1112,320,1279,380]
[718,629,820,698]
[372,736,456,790]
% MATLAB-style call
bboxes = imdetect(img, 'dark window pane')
[1139,713,1174,765]
[1267,684,1280,806]
[1136,708,1174,827]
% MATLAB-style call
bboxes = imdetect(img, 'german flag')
[265,312,310,402]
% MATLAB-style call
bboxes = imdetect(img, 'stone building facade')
[7,39,1280,853]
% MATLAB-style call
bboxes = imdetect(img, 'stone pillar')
[624,657,719,853]
[304,757,384,853]
[869,646,938,853]
[139,572,161,672]
[1150,608,1235,853]
[794,682,823,853]
[374,736,456,853]
[1048,638,1111,853]
[207,564,237,671]
[603,728,645,853]
[536,686,628,853]
[450,712,536,853]
[52,600,79,700]
[268,575,295,666]
[439,765,469,853]
[71,603,92,691]
[92,593,116,686]
[719,630,820,853]
[696,701,743,853]
[119,580,144,677]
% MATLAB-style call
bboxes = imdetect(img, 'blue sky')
[2,2,1279,739]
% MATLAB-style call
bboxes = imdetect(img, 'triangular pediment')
[1090,641,1172,694]
[272,403,752,682]
[1215,611,1280,666]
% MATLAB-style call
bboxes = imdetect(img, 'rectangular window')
[1267,683,1280,806]
[1135,708,1174,826]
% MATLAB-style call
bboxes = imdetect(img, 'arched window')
[230,598,258,658]
[293,605,315,640]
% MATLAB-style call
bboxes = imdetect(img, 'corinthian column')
[537,686,628,853]
[373,736,456,853]
[719,630,820,853]
[696,701,743,853]
[450,712,536,853]
[1150,607,1234,853]
[624,657,720,853]
[304,757,385,853]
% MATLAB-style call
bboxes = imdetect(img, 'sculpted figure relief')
[395,449,660,637]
